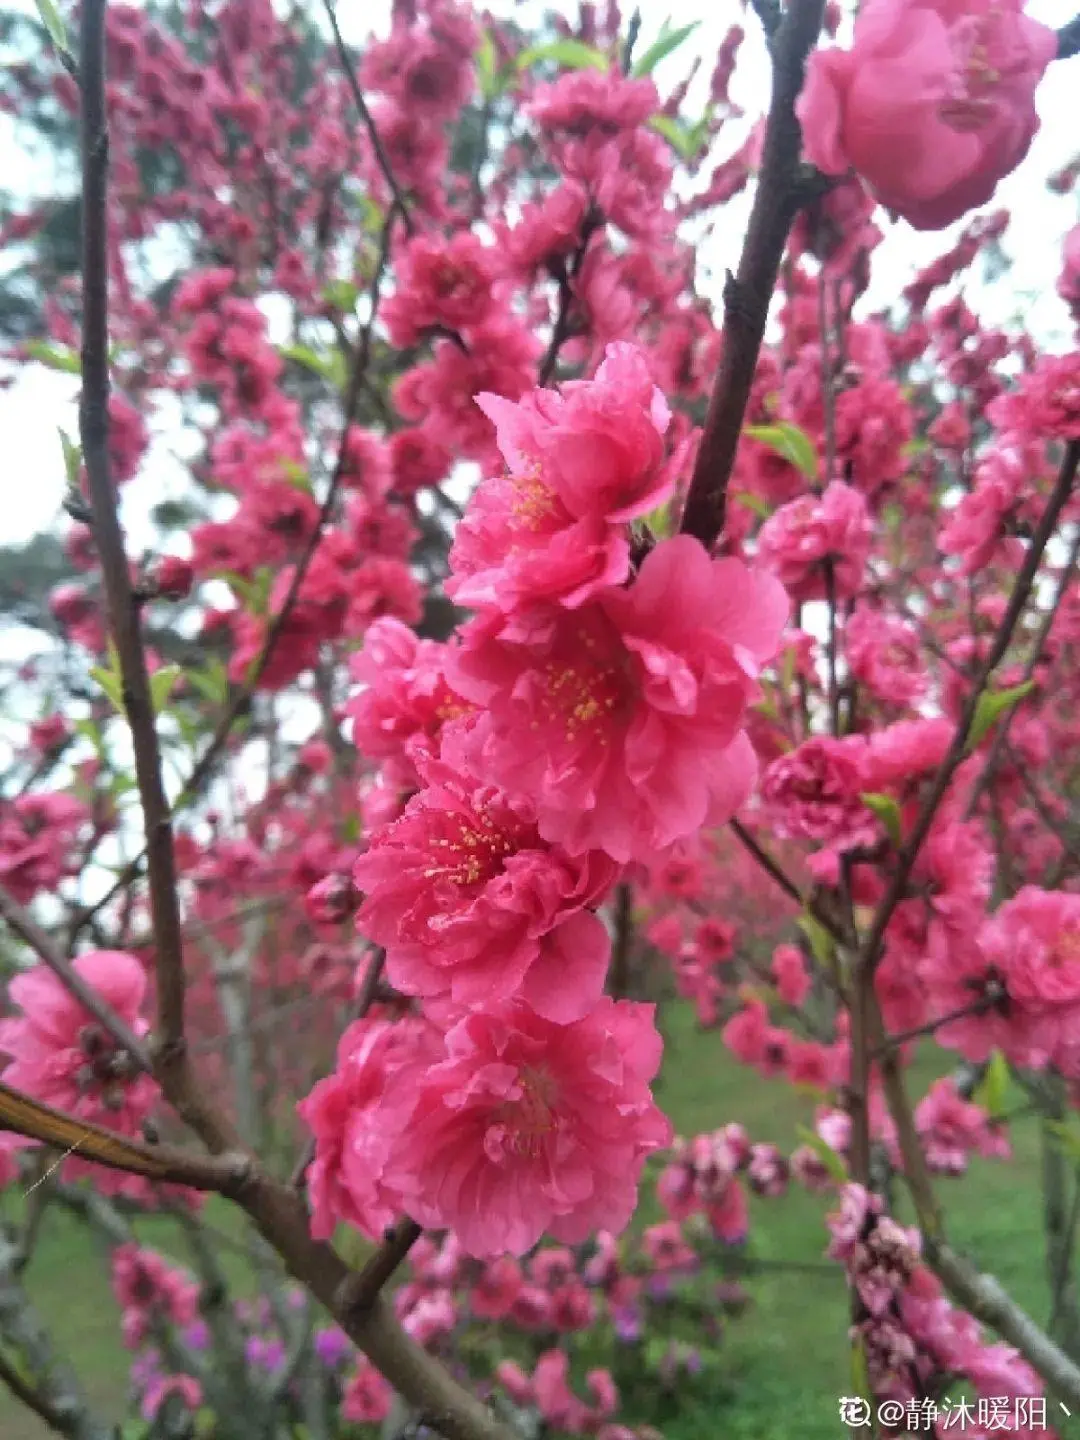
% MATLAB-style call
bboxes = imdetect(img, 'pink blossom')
[448,343,673,612]
[756,482,871,602]
[141,1374,202,1422]
[296,1016,436,1242]
[772,943,811,1007]
[383,232,501,347]
[914,1078,1010,1175]
[760,736,876,850]
[353,755,618,1023]
[528,70,659,134]
[447,535,787,863]
[341,1360,392,1423]
[0,951,157,1138]
[390,998,671,1256]
[796,0,1056,229]
[344,617,469,787]
[470,1256,523,1319]
[846,608,928,707]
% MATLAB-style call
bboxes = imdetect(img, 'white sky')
[0,0,1077,555]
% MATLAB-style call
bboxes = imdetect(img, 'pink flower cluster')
[0,951,159,1189]
[112,1243,200,1349]
[302,346,789,1256]
[827,1184,1049,1424]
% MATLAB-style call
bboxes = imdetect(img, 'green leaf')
[632,21,700,76]
[281,458,313,494]
[150,664,182,714]
[476,28,505,98]
[796,1124,848,1184]
[90,665,125,714]
[973,1049,1010,1120]
[186,660,229,708]
[58,429,81,487]
[732,490,772,520]
[966,680,1035,752]
[798,910,833,970]
[34,0,67,52]
[320,278,359,314]
[648,113,698,162]
[641,499,674,540]
[860,792,902,847]
[25,339,81,374]
[1046,1119,1080,1162]
[516,38,609,72]
[745,421,819,480]
[278,342,346,390]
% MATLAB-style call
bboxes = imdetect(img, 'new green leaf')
[967,679,1035,752]
[25,340,81,374]
[861,792,902,847]
[150,664,182,714]
[632,20,699,76]
[745,421,819,480]
[34,0,67,52]
[517,39,609,71]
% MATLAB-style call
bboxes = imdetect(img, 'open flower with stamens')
[446,535,787,864]
[392,998,671,1257]
[352,754,618,1022]
[448,342,675,611]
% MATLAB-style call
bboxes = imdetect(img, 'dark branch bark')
[679,0,825,548]
[320,0,415,233]
[1058,16,1080,60]
[856,441,1080,977]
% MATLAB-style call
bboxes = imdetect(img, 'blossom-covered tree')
[2,0,1080,1437]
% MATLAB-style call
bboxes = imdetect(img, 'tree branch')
[1058,16,1080,60]
[679,0,825,548]
[320,0,415,234]
[0,883,152,1073]
[856,440,1080,977]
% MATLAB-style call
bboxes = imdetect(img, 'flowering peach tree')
[1,0,1080,1436]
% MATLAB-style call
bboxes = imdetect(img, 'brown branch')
[927,1241,1080,1410]
[337,1219,423,1317]
[607,882,634,1000]
[856,440,1080,978]
[0,1079,251,1194]
[965,518,1080,818]
[79,0,229,1148]
[320,0,415,234]
[69,198,402,949]
[679,0,825,548]
[0,1349,96,1440]
[0,884,152,1073]
[1058,16,1080,59]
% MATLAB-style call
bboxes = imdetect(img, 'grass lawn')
[0,1001,1073,1439]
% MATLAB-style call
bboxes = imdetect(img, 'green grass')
[0,1003,1071,1439]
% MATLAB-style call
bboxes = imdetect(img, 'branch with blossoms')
[5,0,1080,1437]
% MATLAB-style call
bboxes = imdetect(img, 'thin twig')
[320,0,415,234]
[965,519,1080,818]
[679,0,825,547]
[1058,16,1080,60]
[0,883,152,1072]
[856,441,1080,978]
